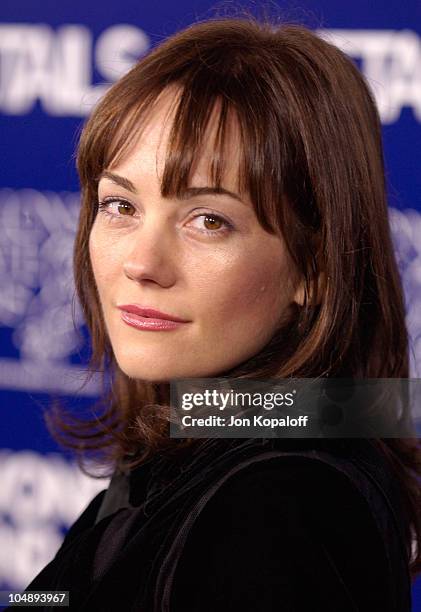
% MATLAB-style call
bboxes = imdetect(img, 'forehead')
[106,85,244,193]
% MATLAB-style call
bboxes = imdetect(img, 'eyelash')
[96,197,234,237]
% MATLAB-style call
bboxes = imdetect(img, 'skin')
[89,86,304,382]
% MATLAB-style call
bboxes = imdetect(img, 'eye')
[97,197,136,218]
[188,212,233,236]
[203,215,223,230]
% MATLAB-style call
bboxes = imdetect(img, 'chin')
[114,354,187,383]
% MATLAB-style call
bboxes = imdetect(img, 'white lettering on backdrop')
[0,24,149,115]
[0,26,419,122]
[0,451,107,589]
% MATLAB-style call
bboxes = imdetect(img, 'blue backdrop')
[1,0,421,607]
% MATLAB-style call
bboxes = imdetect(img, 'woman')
[17,16,420,611]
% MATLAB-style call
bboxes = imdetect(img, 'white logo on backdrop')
[0,24,150,116]
[0,25,420,122]
[389,208,421,376]
[0,451,107,589]
[0,189,99,395]
[0,189,420,395]
[318,29,421,124]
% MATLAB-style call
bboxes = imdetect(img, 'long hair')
[47,17,421,578]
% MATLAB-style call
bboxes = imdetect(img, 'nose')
[123,220,177,288]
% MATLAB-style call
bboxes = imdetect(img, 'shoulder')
[171,455,393,611]
[178,454,382,549]
[180,454,382,538]
[58,489,107,552]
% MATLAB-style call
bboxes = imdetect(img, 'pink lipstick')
[117,304,190,331]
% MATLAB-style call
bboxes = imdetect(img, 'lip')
[117,304,189,322]
[116,303,190,331]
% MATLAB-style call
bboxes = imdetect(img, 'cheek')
[195,249,290,329]
[88,226,123,288]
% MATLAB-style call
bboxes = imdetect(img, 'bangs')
[92,79,288,235]
[78,21,321,252]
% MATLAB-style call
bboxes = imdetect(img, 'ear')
[293,271,326,306]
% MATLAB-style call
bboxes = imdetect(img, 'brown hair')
[48,16,421,578]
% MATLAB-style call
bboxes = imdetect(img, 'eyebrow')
[98,171,245,204]
[99,171,137,194]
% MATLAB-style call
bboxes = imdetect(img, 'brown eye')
[97,198,136,219]
[117,202,134,215]
[186,212,233,238]
[203,215,223,230]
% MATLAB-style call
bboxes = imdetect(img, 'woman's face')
[89,88,303,381]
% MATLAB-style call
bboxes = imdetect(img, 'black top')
[16,438,412,611]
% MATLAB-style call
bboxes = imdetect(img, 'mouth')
[116,304,190,331]
[117,304,189,321]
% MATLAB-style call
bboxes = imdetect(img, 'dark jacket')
[18,438,412,611]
